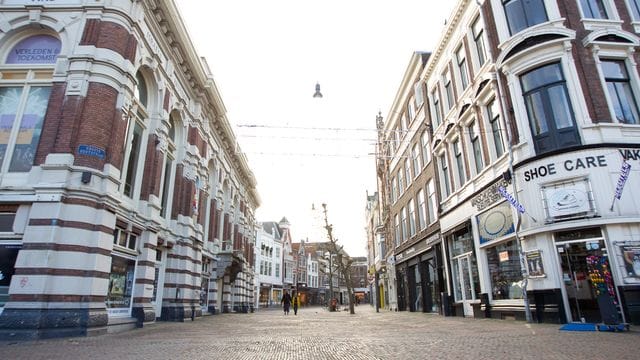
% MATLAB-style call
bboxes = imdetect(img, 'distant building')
[254,222,285,308]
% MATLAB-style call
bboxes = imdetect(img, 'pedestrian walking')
[281,290,292,315]
[292,291,300,315]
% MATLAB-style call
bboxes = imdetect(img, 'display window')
[0,243,21,313]
[486,239,523,300]
[106,255,136,317]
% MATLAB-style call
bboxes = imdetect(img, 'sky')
[175,0,456,256]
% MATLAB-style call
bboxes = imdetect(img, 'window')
[503,0,548,34]
[404,158,412,186]
[0,212,16,232]
[160,114,177,218]
[0,35,60,174]
[275,263,280,277]
[439,154,451,198]
[415,82,424,108]
[417,189,426,230]
[453,139,466,188]
[411,144,421,177]
[122,71,149,198]
[408,199,416,237]
[469,121,483,175]
[394,214,401,247]
[487,99,505,158]
[427,180,438,224]
[486,239,523,300]
[602,59,640,124]
[421,131,431,166]
[443,70,455,111]
[0,244,20,310]
[579,0,608,19]
[471,16,487,68]
[113,227,137,251]
[407,97,415,122]
[431,89,442,128]
[456,45,469,91]
[391,175,397,203]
[630,0,640,20]
[397,169,404,195]
[400,207,407,242]
[521,62,580,154]
[107,255,136,315]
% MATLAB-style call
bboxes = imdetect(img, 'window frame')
[471,16,487,70]
[502,0,549,35]
[600,58,640,125]
[456,44,470,91]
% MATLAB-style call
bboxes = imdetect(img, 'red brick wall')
[80,19,137,62]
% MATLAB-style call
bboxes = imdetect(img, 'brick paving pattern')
[2,305,639,359]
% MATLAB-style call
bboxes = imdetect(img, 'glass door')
[556,240,620,323]
[452,254,477,317]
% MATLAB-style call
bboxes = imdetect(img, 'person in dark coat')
[281,290,292,315]
[292,291,300,315]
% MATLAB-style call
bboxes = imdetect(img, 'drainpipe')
[477,0,533,323]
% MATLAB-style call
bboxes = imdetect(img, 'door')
[452,254,477,317]
[424,257,438,313]
[556,240,620,323]
[152,250,165,319]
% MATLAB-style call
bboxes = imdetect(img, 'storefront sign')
[472,179,509,211]
[523,155,607,182]
[542,178,593,220]
[477,202,514,244]
[526,250,545,278]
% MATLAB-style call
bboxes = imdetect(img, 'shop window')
[503,0,548,35]
[520,62,580,154]
[601,59,640,125]
[0,244,21,311]
[106,255,136,316]
[486,239,524,300]
[0,212,16,232]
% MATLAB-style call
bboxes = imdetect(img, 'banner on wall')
[525,250,545,278]
[621,245,640,278]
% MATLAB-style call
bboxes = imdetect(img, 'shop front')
[106,254,137,317]
[394,233,444,313]
[0,243,20,315]
[446,222,480,317]
[514,147,640,325]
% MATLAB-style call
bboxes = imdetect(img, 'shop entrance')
[556,235,621,324]
[452,254,477,317]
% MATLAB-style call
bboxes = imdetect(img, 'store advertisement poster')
[622,245,640,278]
[526,250,545,278]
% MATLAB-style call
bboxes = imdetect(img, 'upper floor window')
[427,179,438,224]
[113,226,137,251]
[414,82,424,108]
[397,169,404,195]
[407,97,416,122]
[503,0,548,35]
[431,89,443,128]
[453,139,466,188]
[411,143,421,177]
[160,113,178,218]
[421,131,431,166]
[520,62,580,154]
[630,0,640,20]
[471,16,487,68]
[487,99,505,158]
[404,158,412,185]
[417,189,426,231]
[439,154,451,199]
[391,175,398,203]
[443,69,455,112]
[408,199,416,237]
[601,59,640,124]
[0,35,59,174]
[456,45,469,91]
[122,71,150,198]
[400,207,407,242]
[579,0,608,19]
[394,214,401,247]
[469,120,483,175]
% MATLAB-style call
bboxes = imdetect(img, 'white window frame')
[456,44,470,92]
[452,138,466,189]
[593,49,640,125]
[411,143,421,178]
[417,189,426,231]
[431,87,443,129]
[427,180,438,224]
[468,120,484,176]
[421,131,431,167]
[470,15,487,71]
[408,199,416,238]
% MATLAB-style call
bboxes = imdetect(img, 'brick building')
[0,0,259,339]
[374,0,640,325]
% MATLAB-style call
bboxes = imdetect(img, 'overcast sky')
[176,0,456,256]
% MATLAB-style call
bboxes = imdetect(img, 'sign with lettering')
[523,155,607,182]
[6,34,61,64]
[472,179,509,211]
[78,145,106,159]
[498,186,525,214]
[614,161,631,200]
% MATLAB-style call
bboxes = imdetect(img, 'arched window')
[160,112,178,218]
[0,34,60,175]
[122,70,151,198]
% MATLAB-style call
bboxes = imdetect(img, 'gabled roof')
[261,221,282,239]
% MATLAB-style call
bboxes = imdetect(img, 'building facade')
[0,0,259,340]
[254,222,284,308]
[374,0,640,325]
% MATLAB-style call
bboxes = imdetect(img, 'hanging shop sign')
[542,178,594,221]
[498,186,525,214]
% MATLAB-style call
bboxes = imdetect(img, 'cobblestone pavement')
[2,305,639,360]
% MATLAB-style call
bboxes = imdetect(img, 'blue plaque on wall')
[78,145,106,159]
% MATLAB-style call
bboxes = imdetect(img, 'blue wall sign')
[78,145,106,159]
